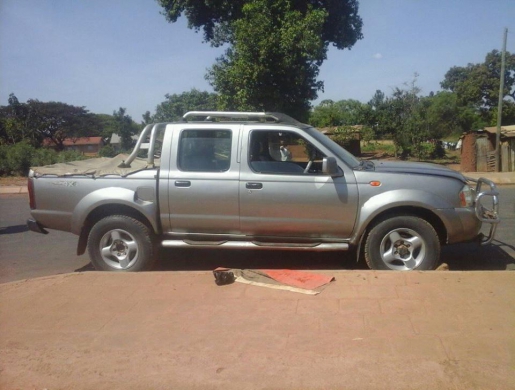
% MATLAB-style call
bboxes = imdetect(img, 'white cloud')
[373,53,383,59]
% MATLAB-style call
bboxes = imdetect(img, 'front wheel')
[364,216,440,271]
[87,215,156,272]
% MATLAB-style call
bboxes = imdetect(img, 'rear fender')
[71,187,158,236]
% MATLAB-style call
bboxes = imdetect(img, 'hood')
[370,160,466,182]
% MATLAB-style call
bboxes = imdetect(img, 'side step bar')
[161,240,349,251]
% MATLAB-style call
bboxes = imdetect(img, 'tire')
[364,216,440,271]
[87,215,156,272]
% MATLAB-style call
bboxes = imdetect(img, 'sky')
[1,0,514,122]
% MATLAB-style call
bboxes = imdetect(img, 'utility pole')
[495,28,508,172]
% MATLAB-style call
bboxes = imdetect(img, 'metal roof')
[483,125,515,138]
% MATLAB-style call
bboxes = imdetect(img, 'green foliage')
[93,113,120,140]
[0,142,87,176]
[142,111,153,125]
[153,89,218,122]
[99,144,117,157]
[55,150,86,163]
[361,141,395,155]
[309,99,369,128]
[31,148,59,167]
[113,108,138,151]
[2,141,34,175]
[159,0,363,121]
[441,49,515,124]
[26,99,99,150]
[0,94,101,149]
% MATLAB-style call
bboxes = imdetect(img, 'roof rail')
[182,111,301,125]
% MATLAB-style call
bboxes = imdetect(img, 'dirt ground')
[0,176,27,186]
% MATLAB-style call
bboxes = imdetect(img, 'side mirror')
[322,157,342,177]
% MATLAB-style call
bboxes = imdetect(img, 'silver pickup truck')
[27,111,500,271]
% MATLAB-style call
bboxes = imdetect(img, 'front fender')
[350,189,453,244]
[70,187,158,235]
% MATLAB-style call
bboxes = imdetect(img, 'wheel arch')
[354,206,447,262]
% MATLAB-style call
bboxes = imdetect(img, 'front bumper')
[467,177,500,245]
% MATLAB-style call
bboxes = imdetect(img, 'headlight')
[459,184,474,207]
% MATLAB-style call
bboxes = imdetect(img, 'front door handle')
[175,180,191,188]
[246,182,263,190]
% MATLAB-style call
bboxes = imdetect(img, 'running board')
[161,240,349,251]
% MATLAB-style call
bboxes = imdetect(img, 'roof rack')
[182,111,301,125]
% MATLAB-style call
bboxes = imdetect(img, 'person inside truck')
[279,140,292,161]
[250,134,272,162]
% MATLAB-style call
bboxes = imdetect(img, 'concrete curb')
[0,186,28,194]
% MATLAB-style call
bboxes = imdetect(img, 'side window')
[178,129,232,172]
[249,130,326,174]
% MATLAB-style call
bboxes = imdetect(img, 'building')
[109,133,139,152]
[43,137,104,156]
[460,125,515,172]
[317,125,362,156]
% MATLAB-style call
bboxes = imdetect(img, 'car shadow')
[441,241,515,270]
[72,243,515,274]
[0,224,29,235]
[154,247,360,272]
[155,243,515,272]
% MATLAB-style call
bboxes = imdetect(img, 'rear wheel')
[87,215,156,271]
[364,216,440,271]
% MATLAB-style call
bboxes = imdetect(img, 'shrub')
[0,142,89,176]
[31,148,58,167]
[56,150,86,163]
[99,145,116,157]
[1,141,35,176]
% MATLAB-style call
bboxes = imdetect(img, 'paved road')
[1,187,514,283]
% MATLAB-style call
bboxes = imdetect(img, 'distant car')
[27,111,500,271]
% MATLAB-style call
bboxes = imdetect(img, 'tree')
[309,99,368,127]
[423,91,484,137]
[152,89,218,122]
[441,50,515,125]
[142,111,153,126]
[113,108,138,151]
[158,0,363,121]
[376,76,426,158]
[93,113,120,140]
[25,100,98,150]
[0,94,31,145]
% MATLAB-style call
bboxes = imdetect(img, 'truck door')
[239,128,358,239]
[166,125,241,234]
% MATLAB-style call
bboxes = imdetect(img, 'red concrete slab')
[1,270,514,390]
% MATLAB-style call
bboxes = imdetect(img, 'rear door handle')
[175,180,191,188]
[246,182,263,190]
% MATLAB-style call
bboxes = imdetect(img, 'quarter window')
[178,129,232,172]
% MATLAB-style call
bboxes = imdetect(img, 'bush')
[0,142,88,176]
[0,145,9,175]
[0,141,35,176]
[99,144,116,157]
[31,148,58,167]
[56,150,86,163]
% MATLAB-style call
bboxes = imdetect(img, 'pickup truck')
[27,111,500,271]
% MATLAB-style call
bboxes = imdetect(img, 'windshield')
[304,126,361,168]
